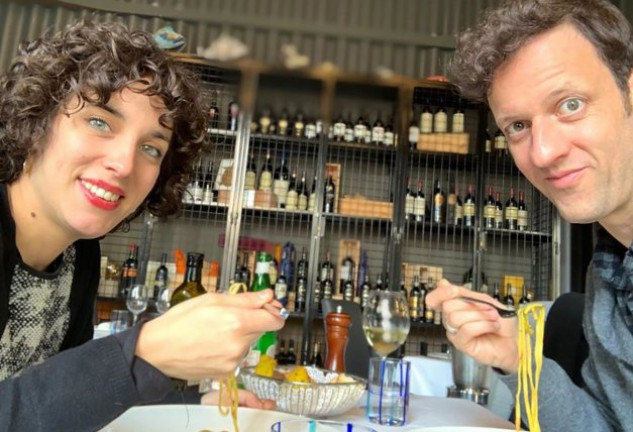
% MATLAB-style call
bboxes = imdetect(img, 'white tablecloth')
[333,394,515,430]
[403,355,514,421]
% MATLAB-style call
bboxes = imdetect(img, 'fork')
[457,296,517,318]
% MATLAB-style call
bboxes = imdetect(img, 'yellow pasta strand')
[515,303,545,432]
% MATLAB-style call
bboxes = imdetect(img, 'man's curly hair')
[448,0,633,110]
[0,19,207,220]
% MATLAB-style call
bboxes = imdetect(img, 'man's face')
[25,85,172,240]
[489,23,633,227]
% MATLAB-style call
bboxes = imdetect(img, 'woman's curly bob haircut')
[0,19,207,220]
[448,0,633,110]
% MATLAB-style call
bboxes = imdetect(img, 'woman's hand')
[135,289,285,380]
[200,389,276,410]
[425,279,519,374]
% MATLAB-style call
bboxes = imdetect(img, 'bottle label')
[464,202,476,217]
[452,113,465,133]
[260,117,271,133]
[333,122,346,138]
[495,135,507,150]
[483,204,496,219]
[420,113,433,133]
[372,126,385,143]
[455,204,464,221]
[285,190,298,210]
[255,261,270,274]
[244,171,256,190]
[495,208,503,225]
[344,128,354,142]
[518,210,528,227]
[409,296,419,318]
[485,139,492,153]
[298,194,308,211]
[383,131,394,146]
[434,112,448,133]
[305,124,317,139]
[409,126,420,144]
[505,207,518,221]
[278,119,289,135]
[273,179,290,205]
[274,281,288,302]
[340,265,351,281]
[354,124,367,141]
[308,194,316,212]
[405,195,415,215]
[414,196,426,216]
[259,172,272,191]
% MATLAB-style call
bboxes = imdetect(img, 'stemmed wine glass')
[362,290,411,358]
[126,284,149,325]
[155,285,171,315]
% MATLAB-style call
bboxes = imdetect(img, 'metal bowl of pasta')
[240,365,367,418]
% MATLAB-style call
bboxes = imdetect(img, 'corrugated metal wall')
[0,0,505,77]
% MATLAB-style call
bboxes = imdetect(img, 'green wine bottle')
[251,251,277,362]
[170,252,206,307]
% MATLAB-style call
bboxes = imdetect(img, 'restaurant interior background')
[1,0,626,367]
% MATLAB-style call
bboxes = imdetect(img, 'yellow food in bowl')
[254,354,276,378]
[284,366,311,383]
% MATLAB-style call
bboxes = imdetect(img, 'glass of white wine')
[362,289,411,425]
[126,284,149,325]
[362,290,410,358]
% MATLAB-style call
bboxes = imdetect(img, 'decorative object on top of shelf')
[280,44,310,69]
[338,195,393,220]
[153,25,185,51]
[197,33,249,61]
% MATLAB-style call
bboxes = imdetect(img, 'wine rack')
[97,55,560,363]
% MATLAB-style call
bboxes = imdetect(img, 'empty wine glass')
[155,285,171,314]
[362,290,410,358]
[127,284,149,325]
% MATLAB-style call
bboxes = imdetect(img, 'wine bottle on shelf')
[315,118,323,139]
[324,174,336,213]
[383,118,395,146]
[357,250,368,290]
[463,184,476,227]
[234,252,244,283]
[372,116,385,145]
[152,251,169,300]
[518,190,529,231]
[344,116,354,143]
[419,101,433,134]
[519,288,532,305]
[293,111,305,138]
[400,277,408,301]
[494,129,508,157]
[274,268,289,307]
[251,251,277,361]
[273,151,290,208]
[375,273,384,291]
[413,179,426,223]
[280,242,295,293]
[296,171,309,211]
[483,185,496,229]
[419,278,428,320]
[492,283,502,302]
[405,178,415,221]
[505,187,519,230]
[432,178,446,224]
[287,339,297,365]
[320,250,335,286]
[118,243,139,299]
[170,252,206,307]
[259,150,273,193]
[227,100,239,132]
[339,243,356,295]
[308,174,318,212]
[295,275,306,312]
[313,278,323,313]
[259,107,273,134]
[452,106,465,133]
[494,191,504,229]
[202,159,215,205]
[363,117,372,144]
[285,167,299,211]
[484,129,492,153]
[277,109,290,136]
[408,275,421,322]
[310,341,323,368]
[462,266,488,293]
[354,115,368,144]
[333,115,346,141]
[446,177,457,226]
[305,116,317,139]
[322,274,334,301]
[424,278,435,323]
[360,274,372,311]
[208,90,219,131]
[408,111,420,150]
[297,247,308,281]
[454,187,463,226]
[433,99,448,133]
[276,340,288,365]
[343,275,354,302]
[504,284,516,309]
[244,152,257,191]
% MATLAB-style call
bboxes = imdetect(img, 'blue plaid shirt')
[593,226,633,334]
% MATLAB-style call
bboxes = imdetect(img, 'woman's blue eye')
[142,144,162,159]
[560,98,584,114]
[88,117,111,132]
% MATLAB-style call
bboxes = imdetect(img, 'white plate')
[408,428,516,432]
[99,405,306,432]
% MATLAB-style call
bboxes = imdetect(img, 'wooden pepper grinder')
[324,305,351,372]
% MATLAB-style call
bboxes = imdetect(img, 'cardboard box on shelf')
[338,196,393,219]
[417,133,470,154]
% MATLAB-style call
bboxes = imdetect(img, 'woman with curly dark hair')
[0,20,283,431]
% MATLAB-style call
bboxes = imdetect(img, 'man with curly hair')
[0,19,284,430]
[427,0,633,430]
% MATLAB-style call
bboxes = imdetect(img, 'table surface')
[332,394,515,431]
